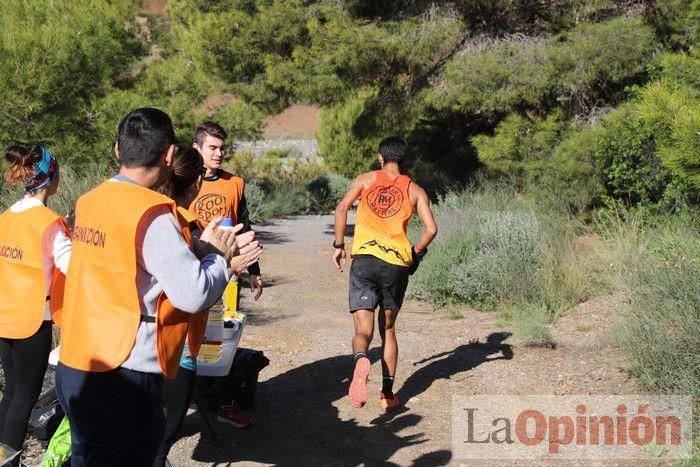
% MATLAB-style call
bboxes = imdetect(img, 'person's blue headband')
[24,147,59,193]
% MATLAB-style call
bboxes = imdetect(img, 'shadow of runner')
[183,335,511,466]
[397,332,513,408]
[187,348,428,466]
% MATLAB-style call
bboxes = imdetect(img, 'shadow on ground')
[175,332,512,466]
[254,229,290,245]
[325,223,354,237]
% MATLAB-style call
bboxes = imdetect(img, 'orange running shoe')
[380,392,400,412]
[217,402,253,428]
[348,357,371,408]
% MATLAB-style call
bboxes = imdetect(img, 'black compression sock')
[353,352,368,362]
[382,376,394,396]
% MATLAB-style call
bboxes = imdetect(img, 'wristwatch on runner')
[408,246,427,275]
[412,246,427,260]
[333,240,345,249]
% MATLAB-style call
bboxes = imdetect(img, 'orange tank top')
[351,170,415,267]
[189,170,244,230]
[0,206,68,339]
[59,180,190,378]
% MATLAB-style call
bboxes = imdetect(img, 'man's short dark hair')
[117,108,175,168]
[378,136,408,164]
[195,121,228,146]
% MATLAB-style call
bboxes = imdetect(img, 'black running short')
[349,254,410,313]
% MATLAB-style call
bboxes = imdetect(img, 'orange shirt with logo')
[0,206,68,339]
[59,181,191,378]
[351,170,415,267]
[188,170,244,230]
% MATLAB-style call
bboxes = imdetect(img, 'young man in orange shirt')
[189,121,262,428]
[333,136,438,412]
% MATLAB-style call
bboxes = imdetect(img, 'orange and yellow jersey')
[351,170,415,267]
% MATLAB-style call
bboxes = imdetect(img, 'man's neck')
[205,167,218,178]
[118,166,162,189]
[381,163,401,177]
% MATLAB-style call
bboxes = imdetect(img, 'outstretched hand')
[333,248,347,272]
[249,274,263,301]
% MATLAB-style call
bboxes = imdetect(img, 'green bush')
[609,211,700,396]
[429,16,654,116]
[409,181,596,344]
[245,180,312,223]
[472,111,569,177]
[594,106,676,207]
[317,88,382,177]
[637,80,700,190]
[306,174,352,213]
[0,0,142,150]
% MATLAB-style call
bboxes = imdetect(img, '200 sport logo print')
[194,193,229,223]
[367,185,403,218]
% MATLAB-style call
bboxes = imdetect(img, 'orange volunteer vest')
[59,180,190,378]
[172,207,208,359]
[189,170,244,230]
[351,170,415,267]
[0,206,68,339]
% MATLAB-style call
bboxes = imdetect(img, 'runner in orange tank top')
[333,136,438,412]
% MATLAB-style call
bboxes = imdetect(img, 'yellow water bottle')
[219,218,239,316]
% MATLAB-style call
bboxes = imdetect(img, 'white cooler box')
[196,313,246,377]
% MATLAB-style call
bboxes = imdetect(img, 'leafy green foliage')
[317,89,381,177]
[594,107,674,206]
[0,0,142,152]
[472,111,569,177]
[306,173,352,212]
[429,17,655,116]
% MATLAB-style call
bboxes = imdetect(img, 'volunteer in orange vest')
[0,144,71,464]
[333,136,438,412]
[56,109,240,467]
[189,121,262,428]
[154,147,262,467]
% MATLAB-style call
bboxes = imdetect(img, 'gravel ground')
[25,214,659,466]
[165,214,645,466]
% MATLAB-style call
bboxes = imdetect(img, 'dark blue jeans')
[56,363,165,467]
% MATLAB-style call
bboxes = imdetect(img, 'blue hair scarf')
[24,147,59,193]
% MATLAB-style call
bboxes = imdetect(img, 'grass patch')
[603,210,700,397]
[408,180,599,345]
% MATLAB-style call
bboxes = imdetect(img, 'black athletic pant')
[154,366,196,467]
[56,363,165,467]
[0,320,52,465]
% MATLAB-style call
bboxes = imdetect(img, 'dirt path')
[165,214,639,466]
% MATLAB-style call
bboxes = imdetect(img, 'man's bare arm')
[333,173,370,270]
[411,184,438,253]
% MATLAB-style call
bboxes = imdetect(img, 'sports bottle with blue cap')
[219,218,239,314]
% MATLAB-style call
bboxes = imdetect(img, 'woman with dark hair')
[0,143,71,464]
[154,147,261,467]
